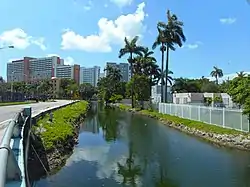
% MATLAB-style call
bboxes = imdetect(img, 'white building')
[80,66,100,87]
[99,72,105,79]
[7,56,63,82]
[106,62,130,82]
[173,92,235,108]
[151,85,172,103]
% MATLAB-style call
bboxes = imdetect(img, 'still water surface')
[36,103,250,187]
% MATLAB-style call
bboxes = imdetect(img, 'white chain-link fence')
[159,103,249,132]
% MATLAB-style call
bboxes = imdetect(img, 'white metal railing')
[159,103,250,132]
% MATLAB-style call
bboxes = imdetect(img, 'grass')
[0,100,36,106]
[33,101,89,150]
[118,104,246,135]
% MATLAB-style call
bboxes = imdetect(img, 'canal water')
[36,103,250,187]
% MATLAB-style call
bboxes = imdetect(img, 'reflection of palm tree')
[117,142,142,187]
[154,165,178,187]
[97,106,120,141]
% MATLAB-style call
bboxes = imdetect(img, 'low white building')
[173,92,235,108]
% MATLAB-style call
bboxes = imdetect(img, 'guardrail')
[0,107,31,187]
[0,100,79,187]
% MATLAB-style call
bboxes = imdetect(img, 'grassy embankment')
[0,101,36,106]
[119,104,246,135]
[33,101,89,150]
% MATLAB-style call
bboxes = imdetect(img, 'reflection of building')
[81,115,99,133]
[106,62,130,82]
[80,66,100,87]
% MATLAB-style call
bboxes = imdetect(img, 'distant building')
[6,56,80,84]
[56,64,80,85]
[151,85,172,103]
[7,56,64,82]
[106,62,130,82]
[99,72,105,79]
[80,66,100,87]
[172,92,236,108]
[51,77,61,98]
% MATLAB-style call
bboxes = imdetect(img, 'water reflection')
[117,142,142,187]
[36,103,250,187]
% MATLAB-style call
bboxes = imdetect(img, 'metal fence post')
[209,107,212,124]
[189,105,192,119]
[198,106,201,121]
[222,107,225,127]
[240,112,243,131]
[181,105,184,118]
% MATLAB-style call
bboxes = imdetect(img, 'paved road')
[0,100,73,140]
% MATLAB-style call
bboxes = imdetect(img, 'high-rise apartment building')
[56,64,80,85]
[80,66,100,87]
[7,56,80,84]
[106,62,130,82]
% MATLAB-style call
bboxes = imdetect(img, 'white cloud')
[64,57,75,65]
[185,41,202,49]
[61,2,146,53]
[0,28,46,50]
[64,145,142,186]
[110,0,133,7]
[220,17,236,24]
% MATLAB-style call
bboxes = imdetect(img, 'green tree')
[119,36,144,108]
[156,10,186,102]
[237,71,247,78]
[210,66,223,85]
[97,66,123,105]
[79,83,95,100]
[227,76,250,122]
[126,75,151,109]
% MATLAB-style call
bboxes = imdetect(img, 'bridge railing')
[0,107,31,187]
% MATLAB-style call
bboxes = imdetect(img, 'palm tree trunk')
[161,45,164,103]
[216,75,218,85]
[130,52,135,108]
[165,46,169,103]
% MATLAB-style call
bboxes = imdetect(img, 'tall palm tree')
[160,70,173,86]
[152,28,168,102]
[104,65,122,83]
[157,10,186,103]
[133,47,157,76]
[210,66,223,85]
[119,36,144,108]
[236,71,247,78]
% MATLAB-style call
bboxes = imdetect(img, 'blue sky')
[0,0,250,79]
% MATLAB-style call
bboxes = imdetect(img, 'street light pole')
[0,45,15,100]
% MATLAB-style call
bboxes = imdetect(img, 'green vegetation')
[33,101,88,150]
[227,75,250,119]
[0,77,97,101]
[118,104,245,135]
[0,101,36,106]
